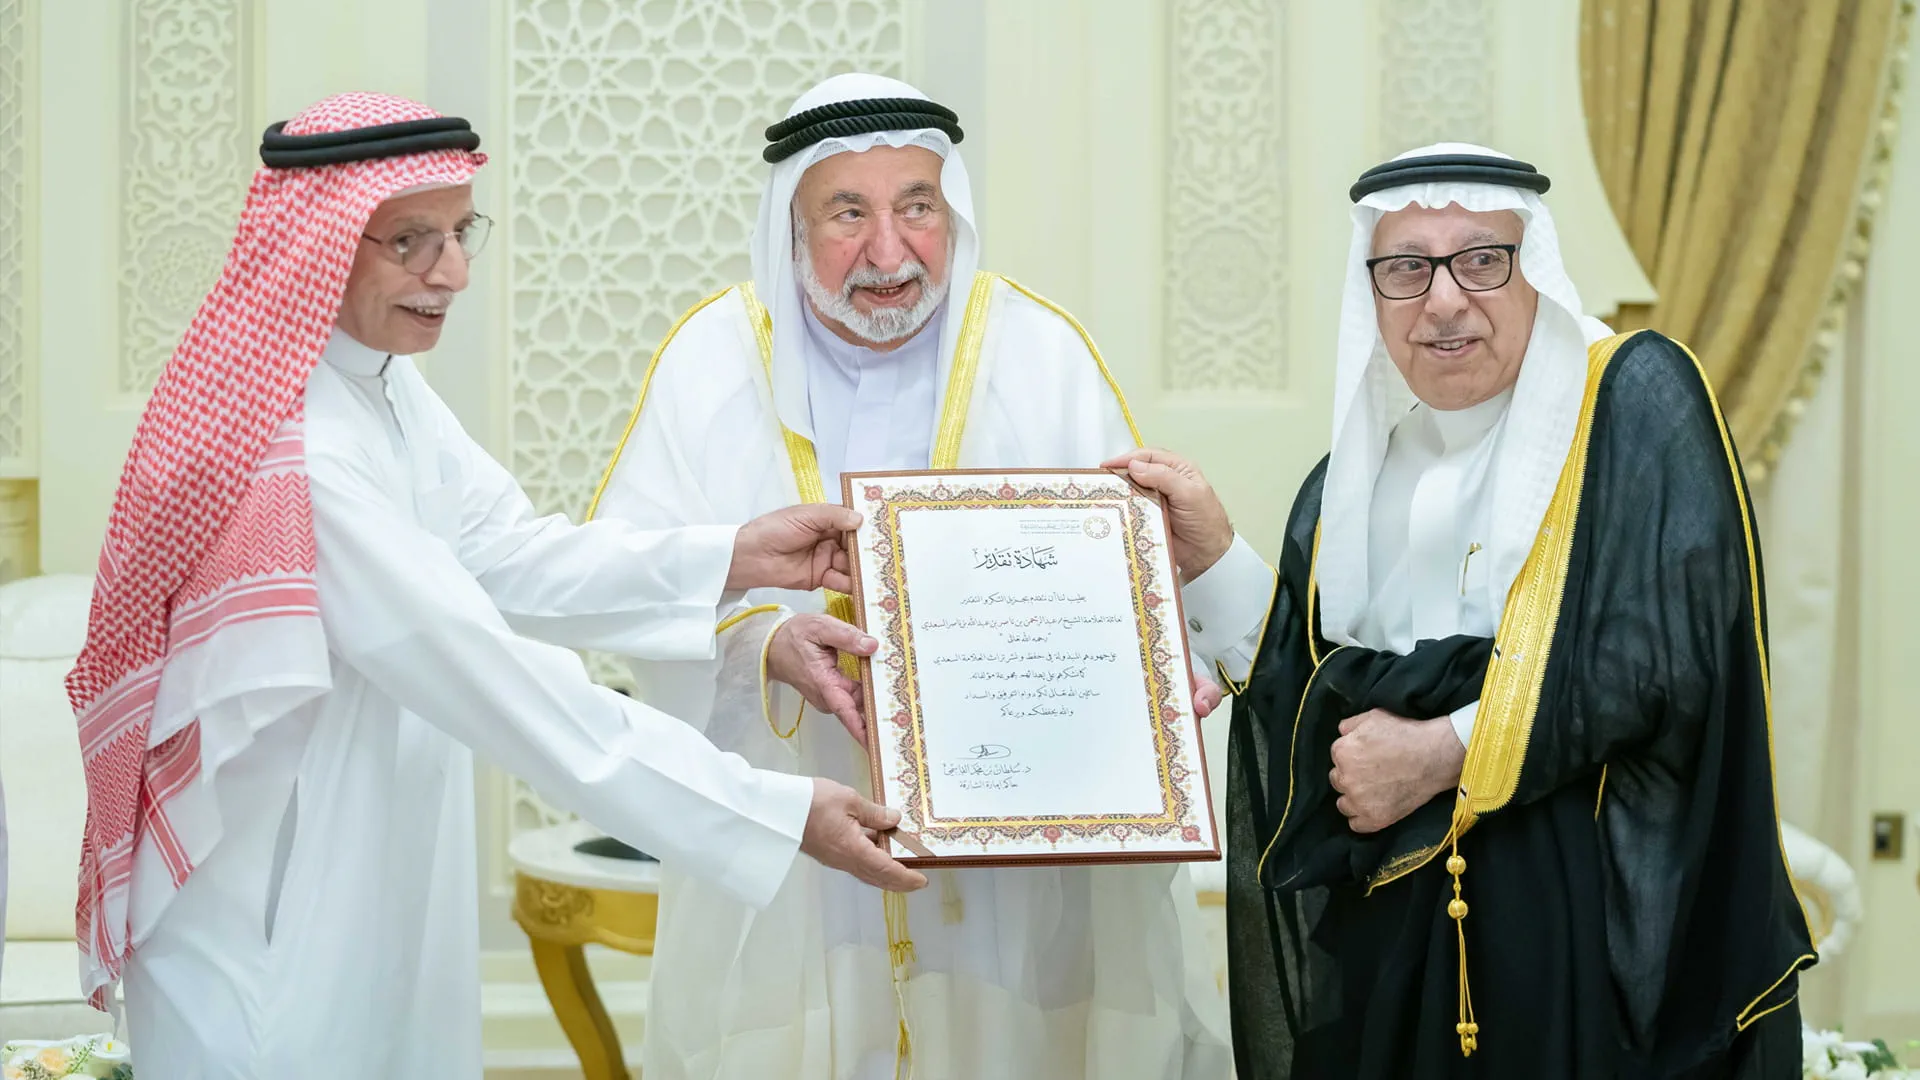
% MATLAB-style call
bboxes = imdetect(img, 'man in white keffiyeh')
[1116,144,1813,1078]
[70,92,923,1078]
[589,72,1232,1080]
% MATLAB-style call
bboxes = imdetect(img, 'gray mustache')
[841,262,926,294]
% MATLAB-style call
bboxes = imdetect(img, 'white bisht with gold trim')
[591,272,1232,1080]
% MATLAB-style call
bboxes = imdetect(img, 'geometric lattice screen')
[507,0,909,522]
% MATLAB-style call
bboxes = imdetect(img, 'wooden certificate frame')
[841,468,1220,868]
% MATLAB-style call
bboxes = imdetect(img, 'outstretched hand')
[800,778,928,893]
[1102,448,1234,582]
[729,504,861,593]
[768,613,876,743]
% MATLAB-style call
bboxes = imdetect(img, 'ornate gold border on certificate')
[853,475,1207,853]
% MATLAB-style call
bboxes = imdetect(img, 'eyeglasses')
[1365,243,1518,300]
[361,213,493,275]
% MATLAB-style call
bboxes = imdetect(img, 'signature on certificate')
[941,748,1034,790]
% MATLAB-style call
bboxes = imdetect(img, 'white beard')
[794,239,950,345]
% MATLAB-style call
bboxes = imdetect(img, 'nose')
[864,211,907,273]
[424,237,470,293]
[1422,264,1469,320]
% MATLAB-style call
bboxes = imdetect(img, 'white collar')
[800,297,945,375]
[321,329,391,378]
[1409,386,1514,452]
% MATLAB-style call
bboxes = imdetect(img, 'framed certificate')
[841,468,1219,867]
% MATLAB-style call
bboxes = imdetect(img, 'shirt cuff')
[1450,699,1479,747]
[687,523,741,610]
[755,608,804,740]
[1179,535,1274,667]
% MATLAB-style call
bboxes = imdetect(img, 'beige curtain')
[1580,0,1911,476]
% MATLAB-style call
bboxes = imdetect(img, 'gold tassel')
[883,890,917,1080]
[827,590,863,681]
[1447,841,1478,1056]
[826,586,909,1072]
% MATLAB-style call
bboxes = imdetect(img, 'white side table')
[508,822,661,1080]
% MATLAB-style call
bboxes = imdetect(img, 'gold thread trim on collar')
[931,272,997,467]
[1456,332,1634,818]
[1305,521,1323,668]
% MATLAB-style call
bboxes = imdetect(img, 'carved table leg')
[528,938,630,1080]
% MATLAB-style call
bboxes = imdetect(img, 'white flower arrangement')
[1805,1024,1920,1079]
[0,1035,132,1080]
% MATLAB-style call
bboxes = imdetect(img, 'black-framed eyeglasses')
[361,213,493,275]
[1365,243,1518,300]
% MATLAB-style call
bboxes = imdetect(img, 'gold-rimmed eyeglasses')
[361,213,493,275]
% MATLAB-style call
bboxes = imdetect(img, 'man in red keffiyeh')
[68,92,923,1077]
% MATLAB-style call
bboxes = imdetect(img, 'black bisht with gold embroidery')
[1222,330,1815,1079]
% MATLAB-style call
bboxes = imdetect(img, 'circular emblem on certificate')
[1083,515,1112,540]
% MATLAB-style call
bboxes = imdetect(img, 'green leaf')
[1861,1038,1902,1071]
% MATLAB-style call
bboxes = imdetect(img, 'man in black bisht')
[1108,143,1815,1078]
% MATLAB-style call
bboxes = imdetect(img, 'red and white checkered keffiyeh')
[65,92,485,1007]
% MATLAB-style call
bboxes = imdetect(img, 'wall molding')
[118,0,252,396]
[0,0,32,476]
[1376,0,1494,157]
[1163,0,1289,395]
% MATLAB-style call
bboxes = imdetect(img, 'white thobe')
[1184,390,1515,743]
[594,277,1231,1080]
[121,331,813,1078]
[802,304,941,487]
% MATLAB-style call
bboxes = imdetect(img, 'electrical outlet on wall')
[1870,812,1906,861]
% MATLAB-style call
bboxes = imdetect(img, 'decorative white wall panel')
[505,0,908,523]
[0,0,28,474]
[1163,0,1289,394]
[1377,0,1494,157]
[119,0,252,395]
